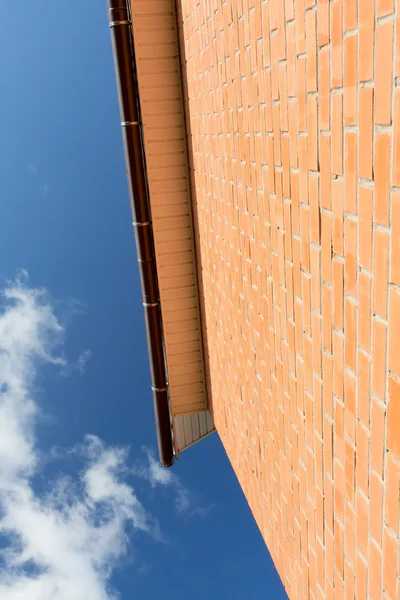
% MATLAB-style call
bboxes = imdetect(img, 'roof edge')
[107,0,174,467]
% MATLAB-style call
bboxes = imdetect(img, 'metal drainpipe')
[107,0,174,467]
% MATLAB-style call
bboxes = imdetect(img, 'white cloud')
[0,273,161,600]
[146,451,190,515]
[144,451,209,518]
[26,165,50,197]
[27,164,38,176]
[76,349,91,374]
[40,184,50,197]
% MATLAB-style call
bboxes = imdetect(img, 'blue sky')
[0,2,287,598]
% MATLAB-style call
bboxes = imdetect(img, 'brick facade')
[176,1,400,598]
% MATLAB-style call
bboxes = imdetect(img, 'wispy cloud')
[0,273,163,600]
[142,450,211,518]
[40,183,50,197]
[76,349,91,374]
[137,563,152,577]
[26,165,50,197]
[27,164,38,176]
[60,349,91,378]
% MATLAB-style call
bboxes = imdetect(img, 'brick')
[284,201,292,259]
[346,506,357,563]
[370,399,386,478]
[301,205,310,272]
[385,453,400,532]
[358,186,373,271]
[332,178,343,255]
[323,352,333,418]
[305,392,314,450]
[356,422,369,496]
[356,490,369,559]
[299,560,308,600]
[355,554,368,599]
[293,240,302,298]
[316,538,325,592]
[267,137,275,192]
[387,375,400,460]
[383,528,397,599]
[277,0,287,60]
[254,1,262,40]
[334,569,344,600]
[358,271,372,353]
[369,472,384,546]
[397,0,400,77]
[289,106,298,171]
[309,175,319,243]
[291,172,300,232]
[321,212,332,284]
[308,98,318,172]
[344,218,356,297]
[357,350,371,427]
[389,287,400,376]
[374,132,391,227]
[323,417,333,479]
[295,0,305,54]
[265,73,273,132]
[287,21,296,97]
[331,0,343,88]
[345,298,356,373]
[372,230,389,320]
[286,0,295,21]
[344,34,357,125]
[313,326,322,381]
[393,90,400,187]
[313,384,323,442]
[334,518,345,577]
[319,46,330,132]
[308,546,317,596]
[297,56,307,132]
[318,0,329,47]
[372,318,387,402]
[344,373,356,443]
[368,540,382,600]
[302,274,312,336]
[331,94,343,175]
[375,20,394,126]
[333,259,344,331]
[344,560,355,600]
[320,134,331,210]
[333,333,344,401]
[358,87,373,180]
[344,132,356,215]
[325,521,334,580]
[279,65,289,131]
[306,10,317,93]
[299,142,309,209]
[359,0,374,82]
[273,105,282,166]
[271,34,279,102]
[377,0,394,16]
[344,0,357,31]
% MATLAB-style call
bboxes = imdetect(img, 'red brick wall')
[177,1,400,598]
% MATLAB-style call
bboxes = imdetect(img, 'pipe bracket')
[133,220,151,227]
[109,20,131,28]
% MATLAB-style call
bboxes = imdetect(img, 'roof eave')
[107,0,174,467]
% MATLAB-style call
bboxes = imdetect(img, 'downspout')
[107,0,174,467]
